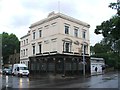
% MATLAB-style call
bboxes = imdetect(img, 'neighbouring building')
[20,12,90,75]
[90,57,105,75]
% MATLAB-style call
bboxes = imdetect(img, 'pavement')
[29,71,118,80]
[0,71,119,89]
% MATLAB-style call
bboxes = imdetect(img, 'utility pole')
[83,42,85,76]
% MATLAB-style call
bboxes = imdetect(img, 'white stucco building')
[20,12,90,75]
[90,57,105,75]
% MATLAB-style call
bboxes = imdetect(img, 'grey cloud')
[9,0,80,29]
[10,15,32,28]
[20,0,78,15]
[21,0,43,10]
[45,1,79,16]
[20,0,54,11]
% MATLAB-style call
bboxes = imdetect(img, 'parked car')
[3,68,12,75]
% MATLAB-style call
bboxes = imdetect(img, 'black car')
[3,68,12,75]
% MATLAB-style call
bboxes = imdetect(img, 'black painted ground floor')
[29,54,90,76]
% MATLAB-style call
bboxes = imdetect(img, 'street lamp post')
[83,43,85,76]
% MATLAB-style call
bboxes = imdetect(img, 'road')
[0,71,119,89]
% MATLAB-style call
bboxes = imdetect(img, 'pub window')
[39,44,42,53]
[33,32,36,39]
[26,39,28,44]
[23,49,25,56]
[39,30,42,37]
[32,46,35,55]
[65,25,69,34]
[26,49,28,56]
[64,42,71,53]
[74,28,78,37]
[82,31,86,39]
[24,40,25,45]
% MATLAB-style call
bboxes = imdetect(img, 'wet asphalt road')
[0,71,119,89]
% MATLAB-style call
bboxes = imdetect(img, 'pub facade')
[20,12,90,76]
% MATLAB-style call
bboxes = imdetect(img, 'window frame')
[32,46,35,55]
[65,25,69,34]
[65,42,70,53]
[82,31,86,39]
[33,32,36,39]
[39,44,42,53]
[74,28,78,37]
[39,30,42,38]
[26,39,28,44]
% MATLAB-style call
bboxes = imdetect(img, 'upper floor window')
[65,26,69,34]
[24,40,25,45]
[32,46,35,55]
[39,44,42,53]
[26,39,28,44]
[82,31,86,39]
[74,28,78,37]
[39,30,42,37]
[33,32,35,39]
[23,49,25,56]
[65,42,70,52]
[63,41,71,53]
[26,49,28,56]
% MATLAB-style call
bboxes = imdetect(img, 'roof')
[20,33,30,39]
[29,12,90,28]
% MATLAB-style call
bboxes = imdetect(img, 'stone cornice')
[20,34,30,39]
[29,13,90,28]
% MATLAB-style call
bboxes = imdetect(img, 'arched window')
[62,38,72,53]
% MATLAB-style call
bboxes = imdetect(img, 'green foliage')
[93,1,120,69]
[95,16,120,40]
[1,32,20,64]
[109,2,120,15]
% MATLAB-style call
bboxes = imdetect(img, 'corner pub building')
[20,12,90,76]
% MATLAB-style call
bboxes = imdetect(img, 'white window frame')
[74,28,78,37]
[39,44,42,53]
[64,25,69,34]
[32,45,35,55]
[82,31,86,39]
[33,31,36,39]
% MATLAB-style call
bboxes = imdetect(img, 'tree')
[95,1,120,44]
[109,1,120,15]
[1,32,20,64]
[95,16,120,41]
[91,42,119,68]
[94,1,120,69]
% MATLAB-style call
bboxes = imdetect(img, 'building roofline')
[20,34,30,39]
[29,12,90,28]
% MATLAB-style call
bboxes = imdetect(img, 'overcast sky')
[0,0,116,46]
